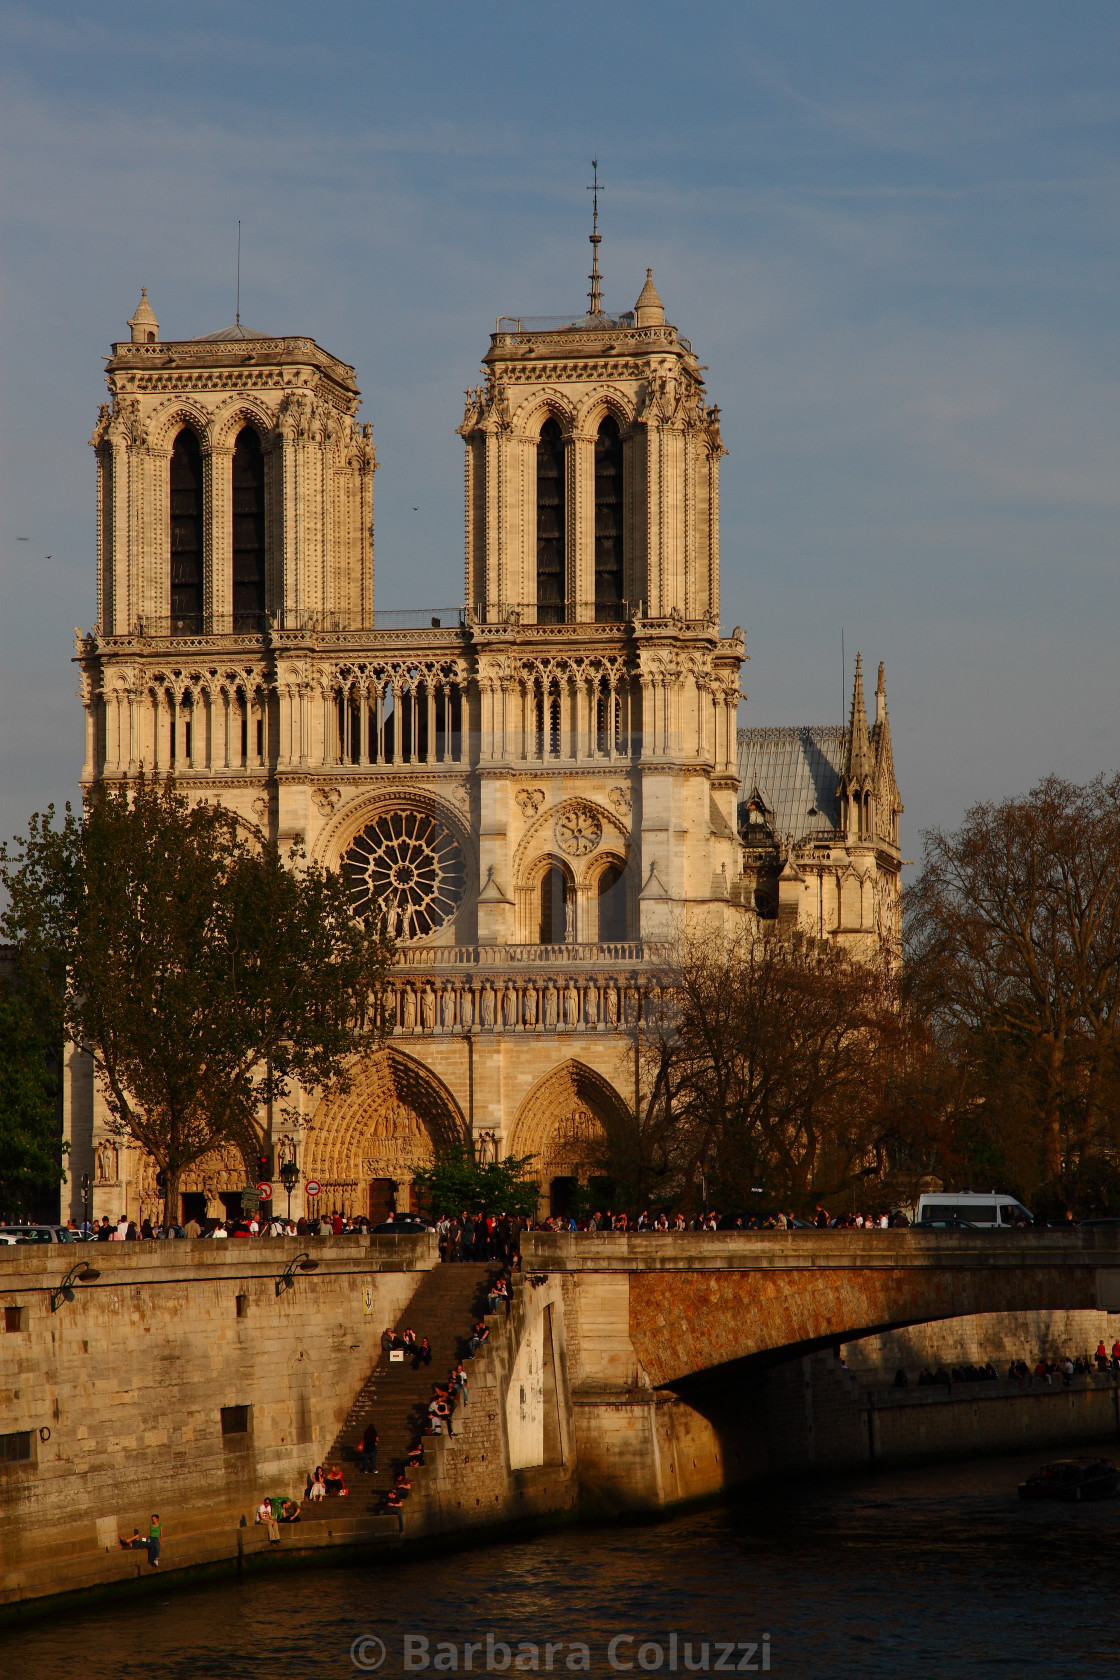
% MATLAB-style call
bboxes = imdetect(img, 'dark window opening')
[0,1431,32,1463]
[235,1295,249,1319]
[232,427,266,629]
[597,863,628,942]
[256,716,264,760]
[4,1306,25,1333]
[170,428,204,629]
[536,419,566,624]
[540,864,570,944]
[220,1405,250,1436]
[182,714,192,763]
[594,415,624,622]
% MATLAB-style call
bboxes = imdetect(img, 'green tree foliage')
[624,929,906,1214]
[907,773,1120,1212]
[0,776,396,1216]
[411,1148,539,1217]
[0,981,66,1217]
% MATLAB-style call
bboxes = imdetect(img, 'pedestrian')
[146,1513,162,1567]
[360,1421,379,1474]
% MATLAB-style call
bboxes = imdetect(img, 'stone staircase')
[301,1261,499,1522]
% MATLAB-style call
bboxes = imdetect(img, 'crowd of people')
[63,1205,922,1242]
[887,1339,1120,1391]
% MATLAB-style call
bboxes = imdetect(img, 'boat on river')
[1018,1458,1120,1502]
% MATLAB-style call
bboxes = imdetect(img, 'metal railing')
[472,601,637,628]
[111,607,467,640]
[495,313,636,333]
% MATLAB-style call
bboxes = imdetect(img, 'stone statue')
[563,979,579,1027]
[401,987,417,1030]
[278,1134,297,1168]
[522,985,538,1028]
[624,984,640,1025]
[476,1130,499,1165]
[421,986,436,1031]
[543,981,558,1028]
[604,984,619,1026]
[502,983,518,1029]
[96,1139,118,1183]
[584,984,599,1026]
[480,983,496,1028]
[441,986,456,1029]
[459,987,474,1030]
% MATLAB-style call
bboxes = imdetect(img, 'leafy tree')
[906,774,1120,1209]
[0,776,396,1218]
[623,928,906,1213]
[0,981,66,1218]
[411,1148,539,1217]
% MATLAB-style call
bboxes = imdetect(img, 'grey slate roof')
[737,726,847,840]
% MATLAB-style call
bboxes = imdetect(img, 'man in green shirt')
[147,1514,161,1567]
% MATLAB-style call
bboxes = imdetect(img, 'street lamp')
[80,1173,91,1237]
[275,1253,318,1298]
[279,1159,299,1223]
[50,1263,101,1313]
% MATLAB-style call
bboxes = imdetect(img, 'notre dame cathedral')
[66,223,902,1227]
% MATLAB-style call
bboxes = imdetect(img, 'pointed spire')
[587,159,604,316]
[842,653,874,783]
[128,287,159,344]
[634,268,665,327]
[871,659,902,828]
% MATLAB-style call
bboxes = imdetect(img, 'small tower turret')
[634,268,665,327]
[127,287,159,344]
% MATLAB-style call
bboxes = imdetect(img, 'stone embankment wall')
[0,1237,434,1598]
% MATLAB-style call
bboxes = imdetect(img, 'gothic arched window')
[232,426,266,628]
[536,418,566,624]
[597,863,628,942]
[594,415,624,621]
[539,863,570,944]
[169,427,204,628]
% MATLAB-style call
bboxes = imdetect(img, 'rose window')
[344,810,466,939]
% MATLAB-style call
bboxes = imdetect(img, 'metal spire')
[586,159,603,316]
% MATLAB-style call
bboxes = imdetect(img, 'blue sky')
[1,1,1117,863]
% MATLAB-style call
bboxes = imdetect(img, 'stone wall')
[0,1236,434,1571]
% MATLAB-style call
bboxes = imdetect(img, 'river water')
[6,1450,1119,1679]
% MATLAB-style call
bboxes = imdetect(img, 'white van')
[916,1192,1033,1229]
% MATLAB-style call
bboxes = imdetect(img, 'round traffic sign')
[256,1181,273,1201]
[305,1180,322,1198]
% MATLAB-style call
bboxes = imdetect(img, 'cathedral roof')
[193,323,274,342]
[737,726,846,841]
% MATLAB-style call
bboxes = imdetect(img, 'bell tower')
[456,220,745,946]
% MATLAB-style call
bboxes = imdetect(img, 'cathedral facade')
[67,253,902,1226]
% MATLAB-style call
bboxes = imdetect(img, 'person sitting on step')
[413,1335,432,1369]
[468,1320,490,1358]
[325,1465,349,1497]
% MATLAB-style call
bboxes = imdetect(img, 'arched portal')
[305,1049,468,1219]
[508,1060,631,1218]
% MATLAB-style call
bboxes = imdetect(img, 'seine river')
[7,1450,1119,1679]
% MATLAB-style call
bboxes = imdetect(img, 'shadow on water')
[5,1450,1120,1679]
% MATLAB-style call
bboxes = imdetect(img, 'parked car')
[0,1224,78,1244]
[371,1214,431,1234]
[1019,1459,1119,1502]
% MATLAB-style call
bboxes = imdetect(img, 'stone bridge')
[508,1229,1120,1512]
